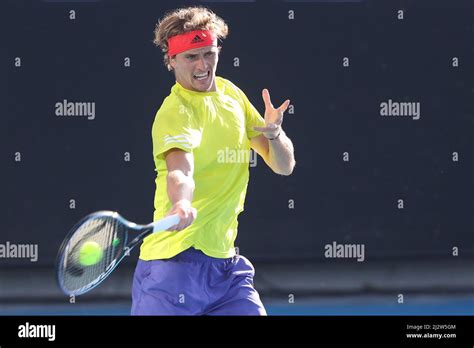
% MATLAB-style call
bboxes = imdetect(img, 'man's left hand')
[253,89,290,139]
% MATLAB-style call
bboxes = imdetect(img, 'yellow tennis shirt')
[139,76,266,260]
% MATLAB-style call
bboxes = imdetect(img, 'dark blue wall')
[3,0,473,266]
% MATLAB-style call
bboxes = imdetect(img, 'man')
[131,6,295,315]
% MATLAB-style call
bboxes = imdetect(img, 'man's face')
[170,46,219,92]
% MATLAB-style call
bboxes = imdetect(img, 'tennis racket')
[55,211,180,296]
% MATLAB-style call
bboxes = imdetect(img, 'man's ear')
[169,55,176,70]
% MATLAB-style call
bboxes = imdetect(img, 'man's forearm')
[167,170,195,205]
[268,128,295,175]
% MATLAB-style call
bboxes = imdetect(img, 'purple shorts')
[131,247,267,315]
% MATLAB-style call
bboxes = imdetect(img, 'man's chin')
[192,76,215,92]
[193,85,210,92]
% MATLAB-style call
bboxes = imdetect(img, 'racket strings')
[60,215,124,294]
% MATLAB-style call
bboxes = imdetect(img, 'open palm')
[253,89,290,138]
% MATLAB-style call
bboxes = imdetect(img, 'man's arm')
[250,131,295,176]
[164,148,197,231]
[250,88,295,176]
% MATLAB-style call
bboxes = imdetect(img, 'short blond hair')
[153,7,229,71]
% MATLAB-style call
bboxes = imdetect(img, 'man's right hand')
[166,199,197,231]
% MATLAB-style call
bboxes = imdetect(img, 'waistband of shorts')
[171,247,234,263]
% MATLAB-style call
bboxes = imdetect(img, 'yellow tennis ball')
[78,241,103,266]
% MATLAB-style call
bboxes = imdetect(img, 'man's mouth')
[193,71,210,80]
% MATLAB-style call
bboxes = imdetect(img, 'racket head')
[55,211,133,296]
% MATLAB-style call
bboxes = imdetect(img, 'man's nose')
[195,57,208,71]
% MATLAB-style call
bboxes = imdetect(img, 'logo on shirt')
[164,135,193,149]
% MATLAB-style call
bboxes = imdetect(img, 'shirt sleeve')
[234,87,266,140]
[151,103,202,160]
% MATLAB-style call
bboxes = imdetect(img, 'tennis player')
[131,6,295,315]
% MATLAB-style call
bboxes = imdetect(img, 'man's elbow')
[273,161,295,176]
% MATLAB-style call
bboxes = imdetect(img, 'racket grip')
[151,214,180,232]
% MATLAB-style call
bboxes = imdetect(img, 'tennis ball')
[78,241,103,266]
[112,237,120,247]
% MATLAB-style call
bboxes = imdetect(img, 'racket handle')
[151,214,180,232]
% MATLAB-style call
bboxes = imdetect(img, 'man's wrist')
[266,127,282,141]
[173,199,192,208]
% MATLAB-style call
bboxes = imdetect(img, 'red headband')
[167,30,217,56]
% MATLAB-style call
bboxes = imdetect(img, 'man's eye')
[206,52,215,57]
